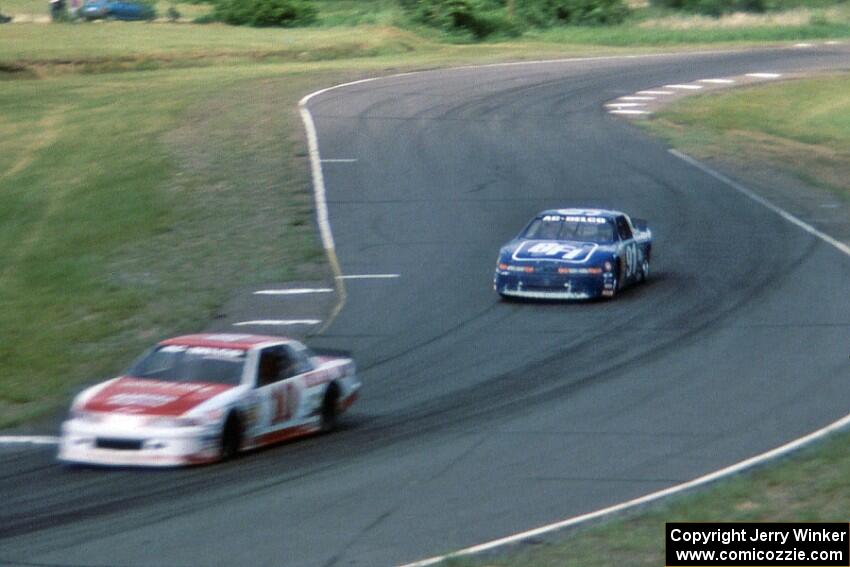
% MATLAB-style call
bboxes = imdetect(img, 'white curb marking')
[299,51,848,567]
[337,274,401,280]
[794,43,814,48]
[254,288,334,295]
[606,102,647,108]
[825,41,842,45]
[0,436,60,446]
[619,96,655,101]
[234,319,322,326]
[397,148,850,567]
[399,410,850,566]
[665,84,703,90]
[699,78,736,84]
[609,109,649,115]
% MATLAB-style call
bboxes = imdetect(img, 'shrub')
[649,0,766,15]
[214,0,316,27]
[520,0,629,25]
[404,0,520,39]
[166,4,180,20]
[193,11,218,22]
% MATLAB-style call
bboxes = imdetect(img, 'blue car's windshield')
[522,215,615,243]
[126,345,246,385]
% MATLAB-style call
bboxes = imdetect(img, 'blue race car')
[80,0,155,20]
[494,208,652,300]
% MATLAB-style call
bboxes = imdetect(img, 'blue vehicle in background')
[80,0,155,20]
[494,208,652,300]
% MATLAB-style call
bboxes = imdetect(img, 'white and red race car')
[58,333,360,467]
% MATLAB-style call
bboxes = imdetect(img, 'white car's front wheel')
[219,413,242,461]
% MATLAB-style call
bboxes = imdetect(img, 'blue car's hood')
[505,239,614,263]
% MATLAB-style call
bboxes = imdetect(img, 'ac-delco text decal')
[542,215,607,224]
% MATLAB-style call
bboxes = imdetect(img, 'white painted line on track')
[337,274,401,280]
[605,102,647,108]
[825,41,843,45]
[254,288,334,295]
[234,319,322,326]
[321,159,358,163]
[608,109,649,115]
[664,84,704,90]
[670,150,850,258]
[794,43,814,48]
[399,408,850,567]
[299,50,850,567]
[298,49,779,337]
[297,46,850,567]
[0,436,59,446]
[618,96,655,101]
[746,72,782,78]
[699,78,736,84]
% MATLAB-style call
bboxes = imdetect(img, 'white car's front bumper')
[58,415,220,467]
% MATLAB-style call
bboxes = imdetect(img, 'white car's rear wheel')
[320,384,340,433]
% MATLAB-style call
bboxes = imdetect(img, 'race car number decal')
[624,243,637,277]
[526,242,584,259]
[272,382,299,424]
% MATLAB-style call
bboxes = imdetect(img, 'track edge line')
[396,150,850,567]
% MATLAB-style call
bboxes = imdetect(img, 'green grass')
[644,73,850,198]
[445,430,850,567]
[0,65,348,424]
[0,24,432,64]
[528,20,850,44]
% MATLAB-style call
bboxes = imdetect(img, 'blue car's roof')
[535,208,623,219]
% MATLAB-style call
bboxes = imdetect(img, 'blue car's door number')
[624,242,637,276]
[527,243,584,259]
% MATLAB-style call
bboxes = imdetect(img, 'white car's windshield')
[126,345,246,385]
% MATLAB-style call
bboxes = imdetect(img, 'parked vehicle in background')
[79,0,155,20]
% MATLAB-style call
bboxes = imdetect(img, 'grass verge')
[448,429,850,567]
[643,72,850,199]
[0,65,349,425]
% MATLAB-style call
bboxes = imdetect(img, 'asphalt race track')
[2,45,850,567]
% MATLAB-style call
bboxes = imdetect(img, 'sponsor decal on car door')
[616,215,638,279]
[255,346,305,436]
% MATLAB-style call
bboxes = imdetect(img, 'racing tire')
[320,383,340,433]
[219,413,242,462]
[638,257,650,283]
